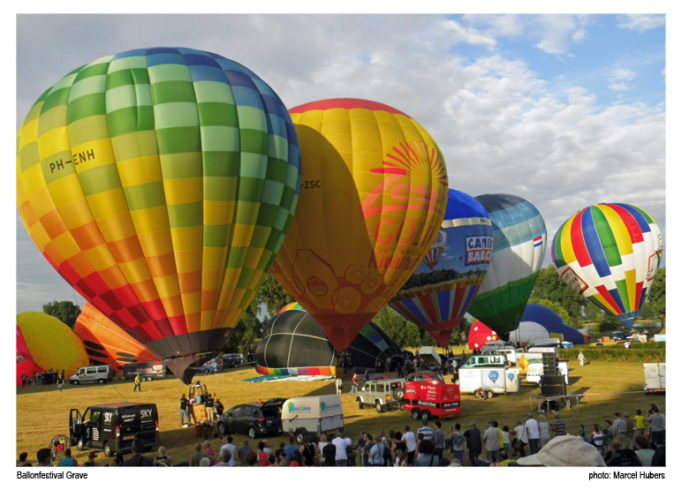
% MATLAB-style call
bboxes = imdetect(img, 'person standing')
[205,393,214,423]
[335,376,343,395]
[512,420,528,457]
[432,420,445,459]
[647,406,665,448]
[56,373,64,393]
[133,374,142,392]
[524,413,541,454]
[464,422,482,466]
[417,419,433,440]
[450,423,465,465]
[578,350,586,367]
[220,436,236,466]
[552,411,567,437]
[634,409,646,438]
[238,440,252,466]
[613,412,627,437]
[123,438,153,466]
[538,414,551,447]
[179,394,191,427]
[332,430,349,466]
[483,421,500,464]
[401,426,417,465]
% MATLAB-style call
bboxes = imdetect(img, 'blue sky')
[12,12,668,317]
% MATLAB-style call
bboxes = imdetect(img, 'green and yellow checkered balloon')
[16,47,301,383]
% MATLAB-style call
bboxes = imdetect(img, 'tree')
[529,267,587,327]
[251,272,293,319]
[42,300,81,329]
[372,307,423,348]
[643,267,665,322]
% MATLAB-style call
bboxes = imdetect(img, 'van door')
[69,409,84,446]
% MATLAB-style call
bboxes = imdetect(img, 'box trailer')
[281,394,344,443]
[525,361,569,384]
[643,363,665,393]
[458,366,520,398]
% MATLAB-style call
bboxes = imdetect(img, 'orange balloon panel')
[16,312,89,378]
[271,99,448,351]
[74,303,159,371]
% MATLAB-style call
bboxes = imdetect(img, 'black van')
[69,403,159,457]
[122,361,167,381]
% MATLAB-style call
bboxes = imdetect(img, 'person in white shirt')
[401,425,417,465]
[525,413,541,454]
[219,436,237,466]
[332,430,349,466]
[512,420,528,457]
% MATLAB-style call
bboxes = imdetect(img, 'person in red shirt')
[257,441,270,466]
[349,371,359,394]
[289,450,304,466]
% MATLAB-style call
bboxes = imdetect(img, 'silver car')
[356,378,406,413]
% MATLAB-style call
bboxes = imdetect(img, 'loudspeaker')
[541,374,566,396]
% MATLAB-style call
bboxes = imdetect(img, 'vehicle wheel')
[411,409,421,420]
[217,422,227,435]
[77,438,85,451]
[104,442,113,458]
[393,388,404,401]
[98,378,105,384]
[375,400,383,413]
[358,401,364,410]
[248,427,257,439]
[295,429,307,444]
[421,410,431,422]
[73,380,80,385]
[486,390,494,399]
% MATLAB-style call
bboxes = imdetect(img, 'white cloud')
[440,19,497,47]
[617,14,665,33]
[607,68,636,92]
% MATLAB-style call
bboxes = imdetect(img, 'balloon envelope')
[255,309,403,376]
[390,189,493,346]
[74,302,159,371]
[16,312,90,378]
[467,321,499,350]
[16,47,301,383]
[17,325,43,385]
[468,194,547,335]
[271,98,448,351]
[551,203,663,329]
[509,303,588,346]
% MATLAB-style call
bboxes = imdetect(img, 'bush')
[560,343,665,362]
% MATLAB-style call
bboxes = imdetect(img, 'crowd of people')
[22,401,664,468]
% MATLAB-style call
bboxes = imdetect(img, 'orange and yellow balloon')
[271,98,448,351]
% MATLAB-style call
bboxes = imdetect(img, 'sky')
[12,11,669,317]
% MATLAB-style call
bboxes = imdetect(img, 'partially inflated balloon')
[17,325,43,385]
[17,47,301,383]
[468,194,547,336]
[16,312,89,378]
[551,203,662,328]
[271,98,448,351]
[75,302,159,371]
[509,303,588,346]
[390,189,493,347]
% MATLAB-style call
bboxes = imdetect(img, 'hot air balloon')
[255,309,403,376]
[390,189,493,346]
[551,203,663,329]
[467,320,499,350]
[17,325,43,386]
[16,312,90,378]
[270,98,448,352]
[16,47,301,383]
[508,303,588,347]
[74,302,159,371]
[467,194,547,336]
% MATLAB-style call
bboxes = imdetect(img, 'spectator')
[417,419,433,440]
[58,448,78,466]
[515,436,605,466]
[322,436,336,466]
[123,438,153,466]
[83,452,98,467]
[214,448,232,467]
[244,451,258,466]
[483,421,500,464]
[153,446,172,467]
[613,412,627,437]
[332,430,349,466]
[464,422,482,466]
[17,452,32,467]
[284,436,298,461]
[238,440,252,466]
[538,414,551,446]
[401,426,417,464]
[591,424,606,455]
[605,435,642,467]
[552,411,567,437]
[512,420,527,457]
[256,441,270,466]
[432,420,445,459]
[524,413,541,454]
[199,456,211,467]
[623,413,634,437]
[35,448,53,467]
[500,426,512,458]
[647,406,665,448]
[367,434,385,466]
[189,442,205,467]
[289,450,304,467]
[414,439,439,466]
[450,423,465,466]
[634,436,655,466]
[203,440,215,465]
[219,436,236,466]
[633,409,646,438]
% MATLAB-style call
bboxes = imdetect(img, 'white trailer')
[281,394,344,443]
[458,366,520,399]
[643,363,666,393]
[525,361,569,384]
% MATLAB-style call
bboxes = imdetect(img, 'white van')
[281,394,344,443]
[69,365,115,385]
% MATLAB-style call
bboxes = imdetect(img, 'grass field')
[16,357,665,466]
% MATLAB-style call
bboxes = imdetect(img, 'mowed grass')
[16,359,664,466]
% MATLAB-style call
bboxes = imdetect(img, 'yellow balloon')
[16,312,90,378]
[271,98,448,351]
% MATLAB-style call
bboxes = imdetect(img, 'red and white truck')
[402,371,461,421]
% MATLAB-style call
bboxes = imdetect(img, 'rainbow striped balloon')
[551,203,663,328]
